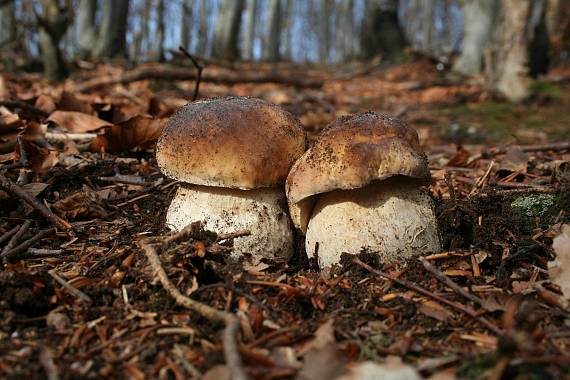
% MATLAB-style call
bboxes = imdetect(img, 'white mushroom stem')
[166,184,293,260]
[305,177,441,268]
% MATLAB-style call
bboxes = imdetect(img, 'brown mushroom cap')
[156,97,306,189]
[286,112,430,231]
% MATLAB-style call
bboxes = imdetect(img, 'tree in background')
[212,0,245,60]
[37,0,68,81]
[336,0,355,62]
[77,0,97,59]
[180,0,193,51]
[244,0,258,61]
[94,0,130,59]
[156,0,165,61]
[319,0,332,63]
[486,0,550,102]
[360,0,406,59]
[282,0,294,60]
[0,0,16,49]
[263,0,281,62]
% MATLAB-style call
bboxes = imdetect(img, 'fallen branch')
[454,175,552,192]
[45,132,97,142]
[0,172,71,229]
[74,65,323,93]
[48,269,92,304]
[469,141,570,162]
[139,226,248,380]
[1,220,31,255]
[353,258,502,335]
[0,225,22,246]
[420,257,484,306]
[2,228,54,263]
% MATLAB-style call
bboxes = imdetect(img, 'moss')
[532,81,564,100]
[510,194,558,230]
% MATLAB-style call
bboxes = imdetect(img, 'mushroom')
[156,97,306,259]
[286,112,441,268]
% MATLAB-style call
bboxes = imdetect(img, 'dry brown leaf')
[446,145,475,168]
[52,187,108,220]
[89,116,164,153]
[548,224,570,307]
[47,110,112,132]
[58,91,95,114]
[498,146,529,173]
[14,122,58,174]
[34,94,57,115]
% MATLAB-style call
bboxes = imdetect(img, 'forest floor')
[1,57,570,379]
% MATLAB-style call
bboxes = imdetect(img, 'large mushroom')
[156,97,306,259]
[286,112,441,268]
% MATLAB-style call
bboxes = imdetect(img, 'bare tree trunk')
[319,0,332,63]
[77,0,97,58]
[37,0,68,81]
[335,0,354,62]
[212,0,245,60]
[156,0,165,61]
[263,0,281,62]
[0,1,16,48]
[486,0,533,102]
[198,0,210,56]
[180,0,193,50]
[94,0,130,59]
[360,0,405,59]
[283,0,294,60]
[244,0,257,60]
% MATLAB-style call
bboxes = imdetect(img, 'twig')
[97,174,147,186]
[0,173,72,229]
[420,257,484,306]
[179,46,204,101]
[48,269,92,304]
[1,220,31,255]
[217,230,251,241]
[27,248,65,257]
[139,230,248,380]
[454,175,551,191]
[353,258,502,335]
[45,132,97,142]
[0,225,21,246]
[469,160,495,197]
[469,141,570,162]
[2,228,54,263]
[39,347,60,380]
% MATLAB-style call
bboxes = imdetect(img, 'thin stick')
[420,257,484,306]
[1,220,31,255]
[179,46,204,101]
[139,237,248,380]
[353,258,502,335]
[0,100,49,118]
[217,230,251,241]
[2,228,54,263]
[48,269,92,304]
[0,225,21,246]
[0,173,71,229]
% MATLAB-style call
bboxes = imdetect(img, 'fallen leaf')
[52,187,108,219]
[47,110,112,132]
[58,91,95,114]
[548,224,570,307]
[446,145,475,168]
[498,146,528,174]
[34,94,57,115]
[15,122,58,174]
[89,115,164,153]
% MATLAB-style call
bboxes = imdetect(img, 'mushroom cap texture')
[156,97,306,189]
[166,184,293,260]
[305,178,441,268]
[286,112,430,231]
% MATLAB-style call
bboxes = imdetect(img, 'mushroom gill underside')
[304,177,441,268]
[166,184,293,260]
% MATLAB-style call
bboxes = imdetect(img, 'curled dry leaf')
[58,91,95,115]
[52,187,108,220]
[548,224,570,307]
[89,115,164,153]
[0,106,24,153]
[15,122,58,174]
[446,145,476,168]
[34,94,57,115]
[47,110,112,133]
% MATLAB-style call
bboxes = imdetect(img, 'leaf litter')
[0,59,569,379]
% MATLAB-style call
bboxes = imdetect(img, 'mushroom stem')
[166,184,293,260]
[305,177,441,268]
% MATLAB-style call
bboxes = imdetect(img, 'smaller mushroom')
[156,97,306,260]
[286,112,441,268]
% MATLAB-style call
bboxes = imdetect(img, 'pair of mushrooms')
[156,97,441,268]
